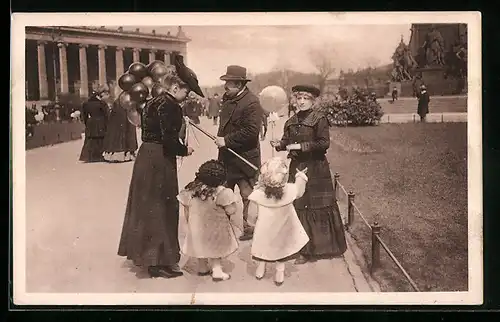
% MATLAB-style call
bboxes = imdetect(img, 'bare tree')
[272,57,293,93]
[308,44,338,93]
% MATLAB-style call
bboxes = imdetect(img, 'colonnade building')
[25,26,190,102]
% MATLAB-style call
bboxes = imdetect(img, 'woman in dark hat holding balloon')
[118,55,204,279]
[271,84,347,264]
[79,84,111,163]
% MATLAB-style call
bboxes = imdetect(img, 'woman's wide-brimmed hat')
[220,65,252,82]
[292,84,321,98]
[172,53,205,97]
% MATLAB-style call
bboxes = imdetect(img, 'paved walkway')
[24,116,378,298]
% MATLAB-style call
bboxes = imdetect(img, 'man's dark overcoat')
[217,88,263,182]
[417,91,430,117]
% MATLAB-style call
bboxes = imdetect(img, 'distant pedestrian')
[417,84,430,122]
[79,85,110,163]
[391,87,398,102]
[208,93,221,125]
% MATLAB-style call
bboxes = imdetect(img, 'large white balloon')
[259,85,288,113]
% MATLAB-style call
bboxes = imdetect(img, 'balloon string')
[188,124,201,147]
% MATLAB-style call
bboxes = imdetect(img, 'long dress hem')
[296,203,347,258]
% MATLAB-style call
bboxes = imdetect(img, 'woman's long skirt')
[117,142,181,267]
[297,204,347,258]
[103,108,138,163]
[289,157,347,259]
[79,136,105,162]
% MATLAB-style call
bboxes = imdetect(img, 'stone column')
[180,49,187,65]
[79,44,89,98]
[132,48,141,62]
[164,51,171,65]
[57,42,69,94]
[115,46,124,78]
[98,45,107,85]
[149,49,156,63]
[36,41,49,99]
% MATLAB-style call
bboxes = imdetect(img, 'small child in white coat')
[247,157,310,286]
[177,160,240,282]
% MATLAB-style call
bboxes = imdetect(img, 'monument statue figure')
[391,36,417,82]
[422,25,445,66]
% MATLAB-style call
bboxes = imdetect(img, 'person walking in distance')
[208,93,222,126]
[391,86,398,103]
[215,65,263,242]
[79,85,111,163]
[417,84,430,122]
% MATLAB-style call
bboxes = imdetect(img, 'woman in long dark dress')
[79,85,110,163]
[118,65,204,279]
[271,84,347,264]
[102,99,138,162]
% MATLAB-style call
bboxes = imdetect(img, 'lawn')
[327,122,468,292]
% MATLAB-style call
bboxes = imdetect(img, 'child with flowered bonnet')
[247,157,310,286]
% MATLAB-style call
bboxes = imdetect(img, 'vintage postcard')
[11,12,482,306]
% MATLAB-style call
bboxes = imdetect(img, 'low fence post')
[333,173,340,200]
[347,191,355,228]
[371,221,381,274]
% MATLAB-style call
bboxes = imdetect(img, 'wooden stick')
[188,120,259,172]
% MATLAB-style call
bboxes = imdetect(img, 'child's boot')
[255,261,266,280]
[211,258,231,282]
[198,258,212,276]
[274,262,285,286]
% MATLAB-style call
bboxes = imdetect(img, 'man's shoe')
[239,233,253,241]
[148,266,183,279]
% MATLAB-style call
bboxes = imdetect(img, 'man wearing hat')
[417,84,430,122]
[215,65,264,241]
[79,84,111,162]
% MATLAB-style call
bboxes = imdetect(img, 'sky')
[123,25,411,87]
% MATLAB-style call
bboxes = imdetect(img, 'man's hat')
[220,65,251,82]
[292,85,321,98]
[172,54,205,97]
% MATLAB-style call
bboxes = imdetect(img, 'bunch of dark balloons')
[117,60,177,126]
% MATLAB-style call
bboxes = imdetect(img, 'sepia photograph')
[11,12,482,305]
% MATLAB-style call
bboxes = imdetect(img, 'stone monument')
[408,23,468,96]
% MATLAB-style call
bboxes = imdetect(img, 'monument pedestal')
[418,67,460,96]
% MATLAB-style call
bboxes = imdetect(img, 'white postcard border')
[11,11,483,306]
